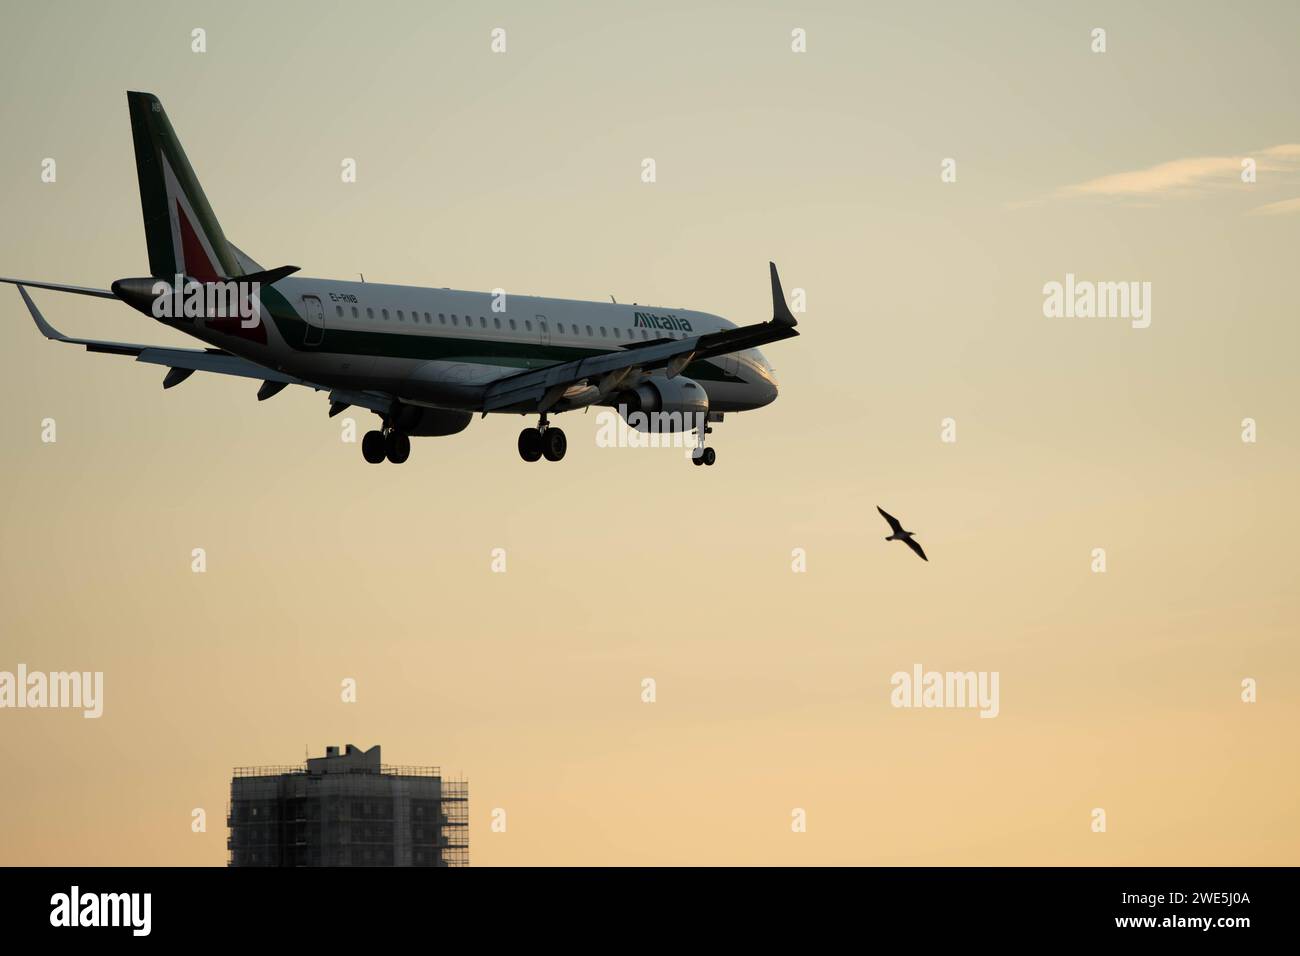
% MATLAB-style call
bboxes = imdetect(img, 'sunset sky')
[1,0,1296,865]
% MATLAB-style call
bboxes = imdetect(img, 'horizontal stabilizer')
[238,265,300,286]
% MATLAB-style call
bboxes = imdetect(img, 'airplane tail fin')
[127,91,241,281]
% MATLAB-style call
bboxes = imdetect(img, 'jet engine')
[390,403,473,436]
[613,376,709,433]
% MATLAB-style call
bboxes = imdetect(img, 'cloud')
[1061,156,1241,197]
[1055,144,1300,201]
[1250,197,1300,216]
[1260,143,1300,158]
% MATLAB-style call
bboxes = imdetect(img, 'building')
[227,744,468,867]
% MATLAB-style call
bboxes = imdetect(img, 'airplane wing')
[0,276,117,299]
[17,283,295,378]
[481,261,799,413]
[482,334,699,413]
[14,284,394,416]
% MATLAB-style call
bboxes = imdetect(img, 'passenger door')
[302,295,325,346]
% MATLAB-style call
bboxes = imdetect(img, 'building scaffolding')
[227,745,469,867]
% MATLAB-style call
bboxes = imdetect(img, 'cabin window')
[366,308,374,319]
[438,313,445,324]
[524,320,532,331]
[382,309,389,320]
[613,328,621,338]
[451,315,458,326]
[600,327,607,337]
[494,317,501,329]
[351,306,359,318]
[557,323,565,334]
[335,306,343,318]
[397,310,404,321]
[509,319,517,330]
[480,316,486,328]
[586,325,593,336]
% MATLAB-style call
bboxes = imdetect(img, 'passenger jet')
[4,92,799,466]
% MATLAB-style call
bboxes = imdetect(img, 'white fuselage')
[180,276,780,415]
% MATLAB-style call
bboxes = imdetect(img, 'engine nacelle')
[391,403,473,436]
[613,376,709,433]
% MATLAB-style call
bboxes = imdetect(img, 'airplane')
[4,92,799,467]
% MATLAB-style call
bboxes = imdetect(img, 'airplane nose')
[758,377,778,407]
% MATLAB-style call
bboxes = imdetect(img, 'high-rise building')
[227,744,468,867]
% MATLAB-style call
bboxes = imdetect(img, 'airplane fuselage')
[151,276,780,416]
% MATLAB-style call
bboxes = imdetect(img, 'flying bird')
[877,506,928,562]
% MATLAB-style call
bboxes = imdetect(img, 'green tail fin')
[127,91,239,281]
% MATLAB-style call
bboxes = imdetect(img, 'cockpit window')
[742,348,773,372]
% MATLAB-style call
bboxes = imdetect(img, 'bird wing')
[902,536,928,562]
[876,506,904,535]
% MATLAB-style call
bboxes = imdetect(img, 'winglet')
[17,285,70,341]
[769,262,797,327]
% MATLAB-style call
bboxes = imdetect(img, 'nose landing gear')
[691,423,717,466]
[518,413,566,463]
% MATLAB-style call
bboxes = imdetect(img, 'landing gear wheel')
[362,430,386,464]
[542,427,567,462]
[692,449,706,466]
[702,447,716,467]
[385,431,411,464]
[518,428,542,462]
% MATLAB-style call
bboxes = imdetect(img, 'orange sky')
[1,0,1297,865]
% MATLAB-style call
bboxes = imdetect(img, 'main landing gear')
[518,414,566,463]
[362,427,411,464]
[691,423,717,467]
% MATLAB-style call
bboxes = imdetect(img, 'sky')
[0,0,1296,865]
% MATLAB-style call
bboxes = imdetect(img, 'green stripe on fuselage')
[260,294,743,383]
